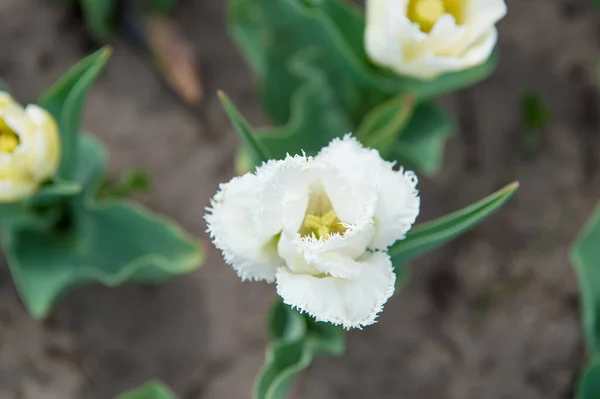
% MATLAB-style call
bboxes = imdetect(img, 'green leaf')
[254,323,345,399]
[79,0,117,40]
[578,359,600,399]
[2,135,203,319]
[228,0,383,126]
[258,48,354,159]
[520,90,550,130]
[0,203,47,229]
[572,201,600,354]
[229,48,351,170]
[99,168,151,199]
[255,301,345,399]
[269,300,307,342]
[390,102,456,176]
[221,48,354,166]
[117,168,151,193]
[116,380,178,399]
[390,182,519,266]
[146,0,177,14]
[26,180,82,206]
[218,91,271,167]
[518,90,549,158]
[38,47,111,180]
[356,94,415,153]
[255,340,310,399]
[304,318,345,355]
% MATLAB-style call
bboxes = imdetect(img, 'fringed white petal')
[254,154,317,238]
[205,173,282,282]
[278,222,376,279]
[371,168,420,249]
[317,135,387,224]
[276,252,396,329]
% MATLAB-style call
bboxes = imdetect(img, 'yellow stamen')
[0,126,19,153]
[408,0,444,32]
[407,0,466,32]
[302,210,346,240]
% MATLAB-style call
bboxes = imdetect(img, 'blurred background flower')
[0,93,60,202]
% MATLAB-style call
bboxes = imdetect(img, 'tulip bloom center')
[300,190,347,240]
[0,120,19,153]
[407,0,466,32]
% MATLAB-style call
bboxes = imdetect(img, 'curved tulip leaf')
[315,0,367,61]
[390,102,456,176]
[98,168,151,199]
[0,203,49,229]
[218,91,271,167]
[269,299,307,342]
[255,301,345,399]
[26,180,82,207]
[228,0,377,125]
[258,48,353,159]
[221,48,353,167]
[571,201,600,354]
[38,47,111,179]
[356,94,415,154]
[116,380,178,399]
[390,182,519,267]
[255,339,310,399]
[3,135,203,319]
[0,182,81,229]
[577,359,600,399]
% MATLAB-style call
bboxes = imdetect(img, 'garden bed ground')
[1,0,599,398]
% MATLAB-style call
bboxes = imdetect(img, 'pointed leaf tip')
[218,92,271,167]
[390,182,518,266]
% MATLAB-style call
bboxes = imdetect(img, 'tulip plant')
[210,93,516,398]
[216,0,513,397]
[0,48,203,319]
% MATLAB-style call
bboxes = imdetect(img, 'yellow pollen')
[0,124,19,153]
[302,210,345,240]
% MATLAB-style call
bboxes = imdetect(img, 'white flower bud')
[0,92,60,202]
[365,0,507,80]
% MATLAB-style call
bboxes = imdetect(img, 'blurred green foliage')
[228,0,498,176]
[0,48,203,318]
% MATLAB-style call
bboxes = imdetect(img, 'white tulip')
[206,135,420,328]
[0,92,60,203]
[365,0,507,80]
